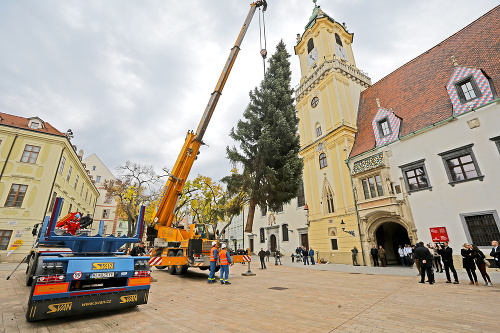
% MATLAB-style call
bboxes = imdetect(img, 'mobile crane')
[148,1,267,274]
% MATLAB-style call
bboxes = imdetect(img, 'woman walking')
[471,244,492,286]
[461,243,478,285]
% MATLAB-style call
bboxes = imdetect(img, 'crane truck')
[24,197,150,321]
[147,0,267,274]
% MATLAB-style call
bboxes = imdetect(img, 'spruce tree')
[226,40,303,233]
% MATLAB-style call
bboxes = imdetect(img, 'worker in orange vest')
[208,241,218,284]
[219,243,233,285]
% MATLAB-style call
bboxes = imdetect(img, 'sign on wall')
[430,227,449,242]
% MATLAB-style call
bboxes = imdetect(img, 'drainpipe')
[0,134,19,182]
[345,159,366,266]
[41,146,65,221]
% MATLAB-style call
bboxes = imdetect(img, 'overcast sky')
[0,0,496,182]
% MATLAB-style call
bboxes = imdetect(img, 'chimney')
[78,149,84,160]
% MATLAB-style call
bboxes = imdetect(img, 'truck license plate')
[91,272,114,279]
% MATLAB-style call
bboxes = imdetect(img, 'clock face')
[306,47,319,68]
[335,44,348,61]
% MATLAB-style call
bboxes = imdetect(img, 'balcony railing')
[295,58,372,101]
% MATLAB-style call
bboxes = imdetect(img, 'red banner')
[430,227,449,242]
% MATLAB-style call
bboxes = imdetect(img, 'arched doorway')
[375,222,410,265]
[270,234,277,252]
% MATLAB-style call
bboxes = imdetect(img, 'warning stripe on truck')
[149,257,162,266]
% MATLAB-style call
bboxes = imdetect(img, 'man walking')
[378,245,387,267]
[414,241,434,284]
[258,248,267,269]
[265,249,270,262]
[351,246,359,266]
[302,246,309,265]
[491,240,500,267]
[218,244,232,284]
[370,245,379,267]
[437,241,459,284]
[405,244,413,266]
[309,247,315,265]
[207,241,218,284]
[275,249,282,265]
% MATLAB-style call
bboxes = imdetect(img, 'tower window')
[325,187,334,214]
[319,153,328,169]
[454,76,482,103]
[307,38,314,53]
[316,125,322,137]
[335,33,343,46]
[378,118,392,137]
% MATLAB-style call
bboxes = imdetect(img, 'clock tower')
[294,2,371,264]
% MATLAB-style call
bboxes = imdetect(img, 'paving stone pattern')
[0,262,498,332]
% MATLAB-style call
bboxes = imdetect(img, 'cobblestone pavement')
[1,262,499,333]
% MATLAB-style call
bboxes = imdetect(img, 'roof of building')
[349,5,500,158]
[0,112,65,137]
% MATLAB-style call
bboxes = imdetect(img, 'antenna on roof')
[450,55,459,67]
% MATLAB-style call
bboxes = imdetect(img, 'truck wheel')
[175,250,188,275]
[167,251,176,275]
[155,266,167,270]
[25,253,39,286]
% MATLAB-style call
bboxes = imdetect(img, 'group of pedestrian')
[207,241,233,285]
[370,245,387,267]
[397,244,415,267]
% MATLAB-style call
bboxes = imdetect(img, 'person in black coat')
[437,242,459,284]
[491,240,500,268]
[461,243,478,285]
[413,242,434,284]
[370,245,379,267]
[129,242,147,256]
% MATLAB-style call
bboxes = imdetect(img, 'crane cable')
[258,7,267,75]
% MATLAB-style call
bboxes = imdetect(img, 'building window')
[319,153,328,169]
[92,166,96,171]
[67,166,73,182]
[74,175,79,189]
[104,196,112,204]
[316,125,322,137]
[400,159,431,193]
[0,230,13,250]
[297,183,305,208]
[48,192,57,212]
[361,175,384,199]
[102,209,110,219]
[282,224,289,242]
[85,189,88,201]
[330,238,338,250]
[307,38,314,53]
[90,194,93,204]
[460,212,500,247]
[68,203,73,214]
[59,156,66,174]
[275,205,284,213]
[261,206,267,217]
[259,228,265,243]
[21,145,40,163]
[96,176,101,183]
[5,184,28,207]
[335,33,343,46]
[311,96,319,108]
[80,183,84,196]
[325,186,334,214]
[30,122,39,129]
[490,135,500,154]
[455,76,482,104]
[378,118,391,137]
[438,144,483,185]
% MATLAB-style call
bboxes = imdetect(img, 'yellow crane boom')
[154,1,267,228]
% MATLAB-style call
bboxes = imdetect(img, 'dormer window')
[455,76,482,103]
[30,122,39,129]
[307,38,314,53]
[378,118,391,137]
[335,33,343,46]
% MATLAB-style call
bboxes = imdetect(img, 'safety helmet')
[212,241,217,246]
[221,244,227,249]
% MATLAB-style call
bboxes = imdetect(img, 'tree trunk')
[218,216,234,241]
[245,198,256,233]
